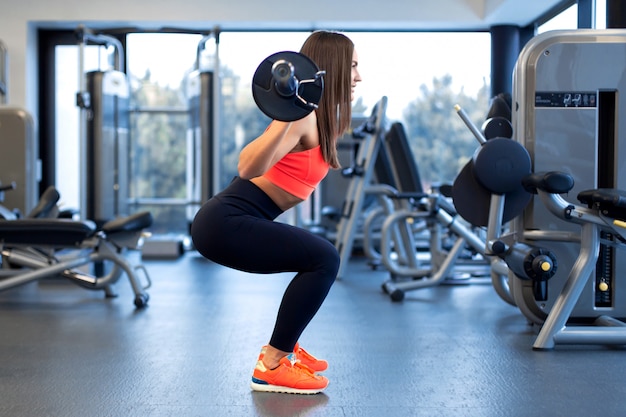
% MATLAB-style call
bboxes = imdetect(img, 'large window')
[538,0,607,33]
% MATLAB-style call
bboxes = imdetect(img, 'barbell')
[252,51,325,122]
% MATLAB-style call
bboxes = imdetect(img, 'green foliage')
[401,74,490,187]
[129,70,191,233]
[130,70,187,200]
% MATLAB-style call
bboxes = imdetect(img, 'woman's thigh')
[192,200,337,274]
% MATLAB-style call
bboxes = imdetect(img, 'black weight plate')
[472,138,531,194]
[452,159,532,227]
[252,51,324,122]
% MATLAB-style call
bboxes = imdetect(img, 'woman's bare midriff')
[250,176,304,212]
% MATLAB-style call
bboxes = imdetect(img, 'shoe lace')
[284,352,316,377]
[296,346,317,362]
[291,360,316,377]
[293,360,317,377]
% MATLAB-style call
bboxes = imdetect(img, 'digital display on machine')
[535,91,597,108]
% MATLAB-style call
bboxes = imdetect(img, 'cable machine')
[75,25,129,225]
[185,29,220,228]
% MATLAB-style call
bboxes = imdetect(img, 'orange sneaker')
[251,353,329,394]
[294,343,328,373]
[258,344,328,373]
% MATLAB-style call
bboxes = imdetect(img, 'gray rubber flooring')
[1,251,626,417]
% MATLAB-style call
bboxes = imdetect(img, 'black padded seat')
[578,188,626,221]
[384,122,425,195]
[0,219,97,246]
[101,211,153,235]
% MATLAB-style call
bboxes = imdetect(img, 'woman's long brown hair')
[300,31,354,169]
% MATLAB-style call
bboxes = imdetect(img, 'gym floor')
[1,251,625,417]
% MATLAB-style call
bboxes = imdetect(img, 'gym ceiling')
[212,0,573,31]
[61,0,572,33]
[406,0,573,29]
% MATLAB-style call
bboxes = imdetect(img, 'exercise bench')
[0,211,153,308]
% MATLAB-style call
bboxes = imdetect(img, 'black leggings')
[190,177,339,352]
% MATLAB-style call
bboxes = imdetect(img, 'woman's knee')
[328,246,341,275]
[311,238,340,277]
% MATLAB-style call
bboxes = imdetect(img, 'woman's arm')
[237,113,315,179]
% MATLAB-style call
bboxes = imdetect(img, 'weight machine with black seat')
[377,121,512,303]
[461,161,626,350]
[360,121,427,268]
[0,33,151,307]
[0,185,153,308]
[502,30,626,349]
[448,30,626,350]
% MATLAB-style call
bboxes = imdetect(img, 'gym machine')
[451,100,541,306]
[453,30,626,349]
[334,97,389,279]
[0,185,153,308]
[186,31,220,226]
[331,101,511,303]
[0,108,38,216]
[379,121,511,302]
[75,25,129,225]
[505,30,626,349]
[0,41,39,216]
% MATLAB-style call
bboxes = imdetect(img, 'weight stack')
[185,69,215,225]
[85,70,130,225]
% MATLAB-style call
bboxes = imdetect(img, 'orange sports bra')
[263,145,330,200]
